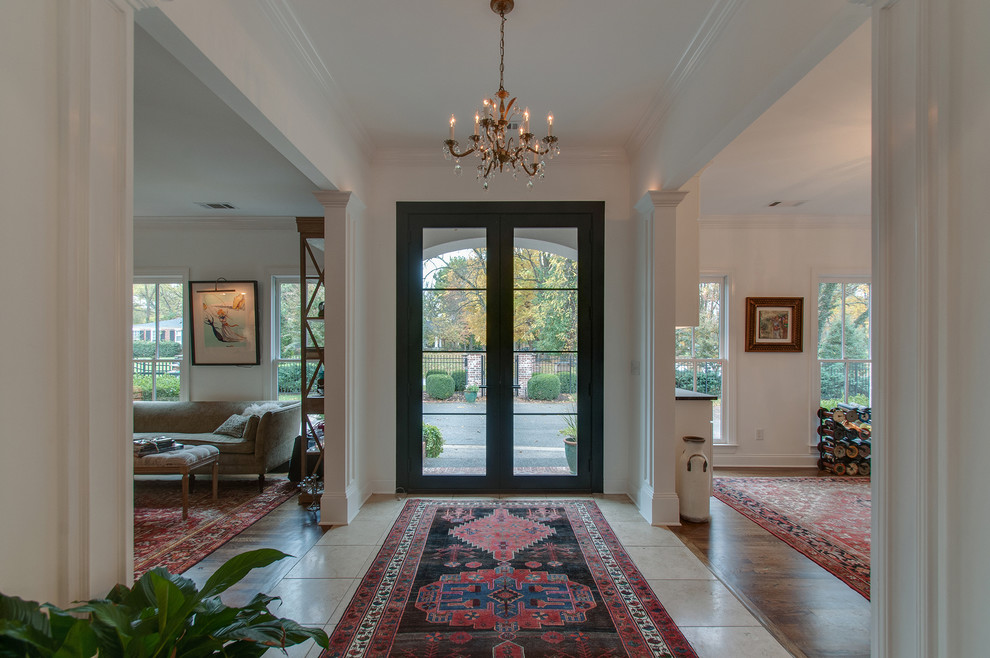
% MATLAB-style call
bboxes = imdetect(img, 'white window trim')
[134,269,189,401]
[811,271,871,446]
[269,269,299,401]
[677,273,731,444]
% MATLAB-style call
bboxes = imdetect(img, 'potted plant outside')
[559,415,577,474]
[423,422,444,460]
[464,385,479,403]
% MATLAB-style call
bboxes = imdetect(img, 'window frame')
[815,275,872,413]
[133,271,188,402]
[676,274,729,444]
[271,274,299,401]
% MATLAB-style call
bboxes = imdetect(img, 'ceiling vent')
[768,200,806,207]
[195,202,237,210]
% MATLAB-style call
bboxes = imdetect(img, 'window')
[132,279,184,400]
[675,277,727,443]
[818,280,871,407]
[273,276,302,401]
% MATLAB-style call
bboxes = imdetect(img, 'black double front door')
[396,202,604,493]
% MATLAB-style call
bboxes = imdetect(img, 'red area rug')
[713,476,871,599]
[324,499,697,657]
[133,477,297,578]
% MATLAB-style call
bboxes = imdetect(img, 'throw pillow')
[243,401,283,416]
[214,413,250,437]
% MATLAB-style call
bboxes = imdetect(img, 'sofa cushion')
[133,432,256,455]
[214,413,250,437]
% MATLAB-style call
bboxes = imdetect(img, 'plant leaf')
[0,594,51,638]
[219,619,329,648]
[50,619,98,658]
[0,618,56,656]
[198,549,290,600]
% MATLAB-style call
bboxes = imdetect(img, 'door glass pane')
[512,228,578,476]
[421,229,487,476]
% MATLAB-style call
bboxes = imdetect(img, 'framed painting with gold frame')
[745,297,803,352]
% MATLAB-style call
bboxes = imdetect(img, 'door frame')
[395,201,604,493]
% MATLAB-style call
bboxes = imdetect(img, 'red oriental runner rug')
[323,499,697,658]
[133,477,297,578]
[712,476,871,599]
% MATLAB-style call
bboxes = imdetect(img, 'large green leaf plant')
[0,549,329,657]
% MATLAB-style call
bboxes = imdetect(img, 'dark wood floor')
[670,468,871,658]
[181,495,325,607]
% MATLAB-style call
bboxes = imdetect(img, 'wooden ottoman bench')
[134,444,220,520]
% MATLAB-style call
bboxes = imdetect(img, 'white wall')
[134,218,298,401]
[699,216,870,467]
[363,153,636,495]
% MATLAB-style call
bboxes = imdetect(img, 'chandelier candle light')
[443,0,559,190]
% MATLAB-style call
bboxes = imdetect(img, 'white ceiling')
[133,2,871,218]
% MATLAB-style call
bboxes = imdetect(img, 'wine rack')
[816,404,871,477]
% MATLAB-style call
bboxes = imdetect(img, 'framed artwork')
[189,280,261,365]
[745,297,803,352]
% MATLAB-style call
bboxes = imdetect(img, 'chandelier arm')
[444,140,477,159]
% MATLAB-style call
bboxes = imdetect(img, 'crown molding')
[256,0,374,155]
[135,216,297,230]
[373,146,629,167]
[626,0,745,157]
[122,0,163,8]
[699,213,870,229]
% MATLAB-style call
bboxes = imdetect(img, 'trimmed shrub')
[133,340,182,359]
[558,371,577,395]
[423,423,444,458]
[527,373,561,401]
[426,373,455,400]
[451,369,467,392]
[425,369,447,380]
[132,374,180,401]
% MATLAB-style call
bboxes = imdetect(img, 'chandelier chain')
[498,10,506,93]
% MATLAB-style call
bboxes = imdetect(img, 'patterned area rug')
[712,476,871,599]
[133,477,297,578]
[324,499,698,657]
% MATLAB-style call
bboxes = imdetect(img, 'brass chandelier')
[443,0,559,190]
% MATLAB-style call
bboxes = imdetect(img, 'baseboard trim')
[714,454,820,468]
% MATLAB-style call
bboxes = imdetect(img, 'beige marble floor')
[263,494,791,657]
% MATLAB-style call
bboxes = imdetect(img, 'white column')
[872,0,990,655]
[314,191,364,525]
[0,0,133,604]
[635,191,688,525]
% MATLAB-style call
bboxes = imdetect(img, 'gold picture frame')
[745,297,803,352]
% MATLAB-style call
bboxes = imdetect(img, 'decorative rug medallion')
[323,499,697,657]
[713,476,871,599]
[133,477,297,578]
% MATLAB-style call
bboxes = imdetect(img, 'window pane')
[422,291,486,351]
[820,361,846,406]
[278,282,302,360]
[818,282,843,359]
[513,290,577,352]
[674,361,694,390]
[843,283,871,359]
[675,328,692,358]
[513,228,578,291]
[848,362,871,405]
[423,229,487,291]
[694,282,721,359]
